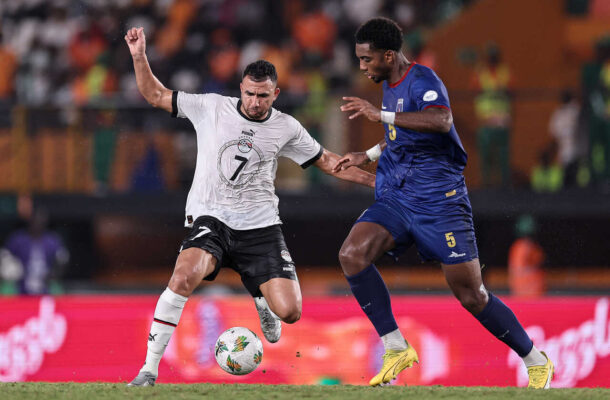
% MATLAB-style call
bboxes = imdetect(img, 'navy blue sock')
[475,292,533,357]
[346,264,398,337]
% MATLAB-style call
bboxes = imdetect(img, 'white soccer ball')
[214,327,263,375]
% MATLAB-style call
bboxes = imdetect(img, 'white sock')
[140,287,188,376]
[522,345,547,367]
[381,328,408,351]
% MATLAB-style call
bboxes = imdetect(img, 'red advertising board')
[0,295,608,387]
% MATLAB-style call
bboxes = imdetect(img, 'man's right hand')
[125,27,146,58]
[332,151,370,172]
[124,26,172,112]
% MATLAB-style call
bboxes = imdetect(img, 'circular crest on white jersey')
[238,138,253,153]
[423,90,438,102]
[217,139,264,187]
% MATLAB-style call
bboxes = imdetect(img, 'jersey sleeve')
[278,118,323,169]
[410,69,451,111]
[172,91,221,122]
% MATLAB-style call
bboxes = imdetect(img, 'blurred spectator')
[93,110,118,195]
[39,6,76,51]
[531,145,563,193]
[173,131,198,190]
[599,46,610,184]
[342,0,383,25]
[565,0,590,15]
[73,52,119,105]
[507,214,546,298]
[0,32,17,102]
[68,22,107,72]
[582,36,610,186]
[404,30,437,70]
[471,43,512,187]
[200,28,241,94]
[155,0,197,58]
[0,207,69,295]
[591,0,610,17]
[261,42,297,89]
[435,0,466,24]
[292,6,337,60]
[549,90,581,187]
[16,37,53,105]
[130,138,165,193]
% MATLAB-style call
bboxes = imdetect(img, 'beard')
[246,107,267,119]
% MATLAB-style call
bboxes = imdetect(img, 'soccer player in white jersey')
[124,27,375,386]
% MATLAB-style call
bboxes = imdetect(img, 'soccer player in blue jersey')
[332,17,554,388]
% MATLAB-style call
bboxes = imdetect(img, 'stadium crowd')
[0,0,466,107]
[0,0,608,193]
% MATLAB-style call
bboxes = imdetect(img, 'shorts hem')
[439,255,478,265]
[180,242,223,281]
[355,218,398,242]
[243,272,298,297]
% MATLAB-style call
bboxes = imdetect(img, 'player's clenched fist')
[125,27,146,58]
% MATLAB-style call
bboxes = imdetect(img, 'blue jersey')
[376,63,468,210]
[357,63,478,264]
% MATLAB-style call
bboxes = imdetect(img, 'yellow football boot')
[369,344,419,386]
[527,351,554,389]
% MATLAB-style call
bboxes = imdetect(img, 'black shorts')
[180,216,298,297]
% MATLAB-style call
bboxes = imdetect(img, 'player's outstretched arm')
[392,107,453,133]
[331,139,387,172]
[125,27,173,112]
[341,96,452,133]
[314,148,375,188]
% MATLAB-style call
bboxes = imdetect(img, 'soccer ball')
[214,327,263,375]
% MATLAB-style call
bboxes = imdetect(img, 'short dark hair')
[243,60,278,83]
[355,17,403,51]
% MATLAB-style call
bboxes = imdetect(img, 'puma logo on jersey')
[241,128,256,137]
[449,251,466,258]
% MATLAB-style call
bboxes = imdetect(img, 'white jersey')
[173,91,322,230]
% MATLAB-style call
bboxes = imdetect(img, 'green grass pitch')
[1,383,609,400]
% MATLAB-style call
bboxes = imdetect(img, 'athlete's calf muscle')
[441,259,488,315]
[260,278,302,323]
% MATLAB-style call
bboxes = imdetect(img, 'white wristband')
[380,111,395,125]
[365,144,382,162]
